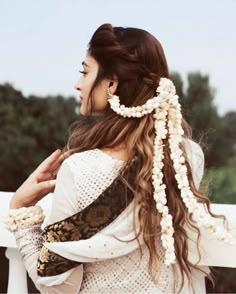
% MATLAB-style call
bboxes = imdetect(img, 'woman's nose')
[74,80,81,91]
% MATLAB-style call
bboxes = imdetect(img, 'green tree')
[171,72,235,168]
[221,111,236,163]
[171,72,184,105]
[205,166,236,204]
[0,83,80,191]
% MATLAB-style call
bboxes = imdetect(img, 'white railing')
[0,192,236,293]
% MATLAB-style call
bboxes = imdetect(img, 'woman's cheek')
[95,98,108,111]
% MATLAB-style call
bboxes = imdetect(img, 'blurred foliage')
[171,72,236,168]
[0,72,236,293]
[205,165,236,204]
[0,83,80,191]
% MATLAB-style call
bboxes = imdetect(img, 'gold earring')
[106,88,113,99]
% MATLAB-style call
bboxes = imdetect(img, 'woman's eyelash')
[79,70,87,75]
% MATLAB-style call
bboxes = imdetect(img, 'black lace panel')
[37,163,136,277]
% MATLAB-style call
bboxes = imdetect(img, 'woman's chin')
[79,106,86,115]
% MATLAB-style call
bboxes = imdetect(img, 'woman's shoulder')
[57,149,125,211]
[60,149,125,181]
[65,148,124,167]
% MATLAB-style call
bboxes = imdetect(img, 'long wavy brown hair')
[64,24,222,293]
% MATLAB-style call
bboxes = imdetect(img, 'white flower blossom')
[107,77,236,265]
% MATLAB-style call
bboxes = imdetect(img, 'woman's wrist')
[9,198,25,209]
[9,193,35,209]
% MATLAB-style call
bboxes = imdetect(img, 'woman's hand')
[10,149,67,209]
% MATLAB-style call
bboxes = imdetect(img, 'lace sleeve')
[184,139,205,189]
[15,150,125,291]
[183,140,236,268]
[11,159,85,293]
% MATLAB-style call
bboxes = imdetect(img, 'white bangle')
[4,205,45,232]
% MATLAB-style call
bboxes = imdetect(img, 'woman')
[5,23,235,293]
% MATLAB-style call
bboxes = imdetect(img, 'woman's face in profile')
[74,53,110,115]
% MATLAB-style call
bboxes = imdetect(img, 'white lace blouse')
[13,139,236,293]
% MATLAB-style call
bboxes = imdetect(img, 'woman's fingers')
[35,180,57,201]
[48,156,64,173]
[61,150,71,160]
[37,172,57,183]
[36,150,70,174]
[30,149,70,184]
[48,151,71,172]
[33,149,62,175]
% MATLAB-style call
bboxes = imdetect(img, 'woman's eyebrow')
[82,61,89,68]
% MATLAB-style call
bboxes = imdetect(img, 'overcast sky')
[0,0,235,115]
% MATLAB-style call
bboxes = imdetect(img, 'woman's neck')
[100,145,128,162]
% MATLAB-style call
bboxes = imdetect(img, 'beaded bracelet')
[4,205,45,232]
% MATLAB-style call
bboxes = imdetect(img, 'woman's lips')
[79,96,83,101]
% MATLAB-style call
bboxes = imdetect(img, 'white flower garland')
[108,77,235,265]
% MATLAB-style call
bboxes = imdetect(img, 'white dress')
[13,139,236,293]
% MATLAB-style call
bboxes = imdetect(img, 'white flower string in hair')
[107,77,235,266]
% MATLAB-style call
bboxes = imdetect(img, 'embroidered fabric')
[67,149,125,211]
[80,241,181,294]
[38,161,135,277]
[49,142,206,294]
[9,141,211,293]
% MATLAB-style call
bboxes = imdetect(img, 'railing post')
[5,247,28,294]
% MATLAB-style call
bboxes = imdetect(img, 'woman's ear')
[108,78,118,95]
